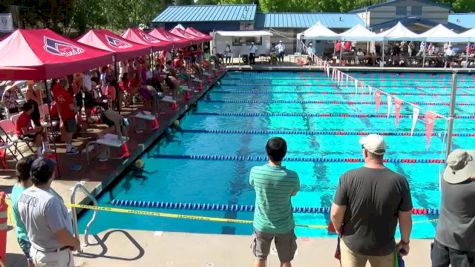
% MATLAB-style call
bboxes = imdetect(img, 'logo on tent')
[140,32,160,43]
[43,37,84,57]
[105,35,132,48]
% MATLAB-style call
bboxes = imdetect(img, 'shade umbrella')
[148,28,190,48]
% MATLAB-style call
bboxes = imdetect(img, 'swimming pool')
[79,71,475,238]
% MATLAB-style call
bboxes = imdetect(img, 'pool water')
[79,71,475,238]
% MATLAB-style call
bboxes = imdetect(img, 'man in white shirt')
[306,42,315,63]
[249,42,258,65]
[275,40,286,63]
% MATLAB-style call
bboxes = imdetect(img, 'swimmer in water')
[131,159,158,181]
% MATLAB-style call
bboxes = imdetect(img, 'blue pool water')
[79,71,475,238]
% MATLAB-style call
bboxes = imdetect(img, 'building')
[448,13,475,29]
[350,0,465,32]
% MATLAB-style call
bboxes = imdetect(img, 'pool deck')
[6,229,433,266]
[1,65,445,266]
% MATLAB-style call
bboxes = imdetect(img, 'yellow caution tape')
[68,203,437,230]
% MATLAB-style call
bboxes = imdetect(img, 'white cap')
[359,134,386,155]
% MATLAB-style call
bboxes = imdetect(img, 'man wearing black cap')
[432,149,475,267]
[17,157,80,267]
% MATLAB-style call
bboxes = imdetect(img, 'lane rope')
[152,154,445,164]
[180,129,473,137]
[210,90,475,96]
[192,112,472,119]
[68,203,437,230]
[202,99,475,106]
[110,199,441,215]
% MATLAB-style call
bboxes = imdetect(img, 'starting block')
[133,111,160,132]
[86,134,127,163]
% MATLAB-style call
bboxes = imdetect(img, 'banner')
[394,98,403,127]
[411,107,420,136]
[387,95,392,118]
[375,90,382,112]
[425,111,437,148]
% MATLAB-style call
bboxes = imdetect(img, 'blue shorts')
[17,238,32,260]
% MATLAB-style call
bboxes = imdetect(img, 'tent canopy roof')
[419,24,469,42]
[298,21,339,40]
[377,22,424,41]
[459,27,475,42]
[186,27,212,41]
[77,29,150,61]
[121,28,172,50]
[170,27,203,44]
[215,30,272,37]
[0,28,112,80]
[148,28,190,48]
[338,24,382,41]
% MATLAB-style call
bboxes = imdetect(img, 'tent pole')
[422,44,426,68]
[44,79,60,178]
[339,42,343,66]
[446,71,457,159]
[382,41,385,67]
[113,55,120,113]
[465,42,470,68]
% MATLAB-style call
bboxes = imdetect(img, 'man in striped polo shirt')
[250,137,300,267]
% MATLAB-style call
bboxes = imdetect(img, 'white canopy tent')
[338,24,382,42]
[459,28,475,42]
[376,22,424,66]
[297,21,339,40]
[215,31,273,37]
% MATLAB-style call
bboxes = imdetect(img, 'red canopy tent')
[148,28,190,48]
[185,27,212,42]
[76,29,150,61]
[169,27,204,45]
[121,28,172,51]
[0,29,113,80]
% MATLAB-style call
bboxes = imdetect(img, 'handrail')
[70,183,98,251]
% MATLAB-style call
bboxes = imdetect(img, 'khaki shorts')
[30,247,75,267]
[251,228,297,263]
[340,240,393,267]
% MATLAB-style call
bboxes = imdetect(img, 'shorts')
[30,247,74,267]
[340,239,393,267]
[84,91,94,109]
[251,228,297,263]
[17,238,32,260]
[63,119,77,133]
[431,239,475,267]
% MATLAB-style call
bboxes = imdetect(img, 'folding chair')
[0,119,34,155]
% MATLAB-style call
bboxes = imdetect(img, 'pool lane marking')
[180,130,474,137]
[202,100,475,106]
[211,91,475,96]
[68,204,436,229]
[191,112,472,119]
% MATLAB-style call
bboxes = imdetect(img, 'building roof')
[448,13,475,29]
[254,13,364,29]
[153,4,256,23]
[351,0,450,13]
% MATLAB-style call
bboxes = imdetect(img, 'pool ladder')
[70,183,98,252]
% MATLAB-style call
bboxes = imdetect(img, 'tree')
[175,0,194,4]
[195,0,218,4]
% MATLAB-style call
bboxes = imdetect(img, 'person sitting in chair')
[15,102,49,156]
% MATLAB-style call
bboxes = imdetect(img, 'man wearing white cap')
[431,149,475,267]
[331,134,413,267]
[275,40,286,63]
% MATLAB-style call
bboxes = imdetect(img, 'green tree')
[175,0,194,4]
[195,0,218,4]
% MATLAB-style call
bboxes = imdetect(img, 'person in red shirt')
[53,78,79,154]
[15,102,47,156]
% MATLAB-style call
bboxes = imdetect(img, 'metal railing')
[70,183,98,251]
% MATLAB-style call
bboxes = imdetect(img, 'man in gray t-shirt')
[17,157,80,267]
[331,134,413,267]
[432,149,475,267]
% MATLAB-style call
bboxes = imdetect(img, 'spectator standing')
[224,44,232,64]
[431,149,475,267]
[250,137,300,267]
[11,155,37,267]
[17,157,80,267]
[52,78,79,154]
[249,42,258,65]
[25,80,42,127]
[275,40,286,63]
[331,134,413,267]
[306,42,315,63]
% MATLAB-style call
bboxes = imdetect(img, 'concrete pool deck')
[6,229,433,266]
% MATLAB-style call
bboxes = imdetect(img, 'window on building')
[411,6,422,16]
[396,6,407,16]
[232,36,262,46]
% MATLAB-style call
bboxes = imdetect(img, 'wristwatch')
[400,239,410,245]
